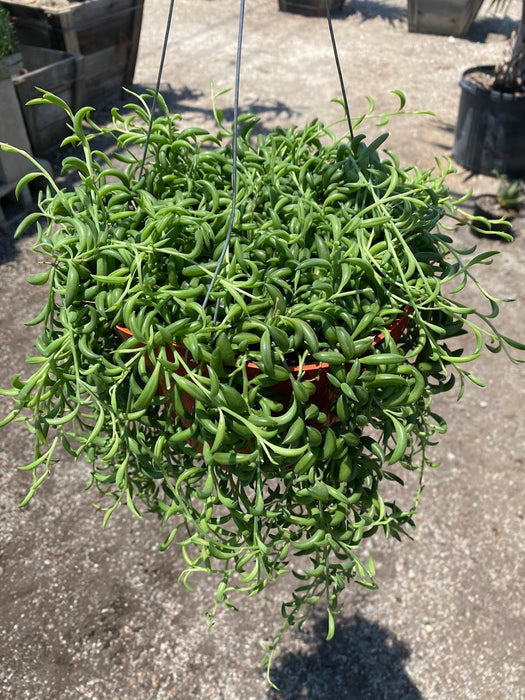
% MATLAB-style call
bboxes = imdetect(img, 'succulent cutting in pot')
[453,0,525,176]
[1,87,524,680]
[473,171,523,236]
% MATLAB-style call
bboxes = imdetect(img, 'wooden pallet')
[12,46,84,156]
[407,0,484,37]
[5,0,143,106]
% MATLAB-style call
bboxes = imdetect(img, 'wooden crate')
[278,0,344,16]
[407,0,484,37]
[4,0,143,105]
[81,39,137,107]
[12,46,84,156]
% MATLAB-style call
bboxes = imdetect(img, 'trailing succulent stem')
[1,90,524,680]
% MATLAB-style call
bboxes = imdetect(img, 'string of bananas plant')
[1,89,523,682]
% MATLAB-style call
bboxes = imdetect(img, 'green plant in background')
[489,0,525,92]
[0,4,18,60]
[1,90,524,681]
[495,172,524,210]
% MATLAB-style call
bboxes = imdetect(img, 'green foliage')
[496,172,524,210]
[0,4,18,60]
[1,90,523,680]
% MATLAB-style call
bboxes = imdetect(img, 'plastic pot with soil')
[453,65,525,177]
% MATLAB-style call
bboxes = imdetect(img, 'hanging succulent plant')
[1,89,523,679]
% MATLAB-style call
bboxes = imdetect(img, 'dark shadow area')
[464,13,519,43]
[88,83,207,122]
[268,613,423,699]
[85,82,297,143]
[0,185,41,265]
[131,82,298,136]
[424,117,456,155]
[0,223,20,265]
[339,0,406,24]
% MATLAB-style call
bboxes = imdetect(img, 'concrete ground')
[1,0,525,698]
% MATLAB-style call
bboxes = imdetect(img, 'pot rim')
[115,309,410,375]
[114,323,331,373]
[459,65,525,102]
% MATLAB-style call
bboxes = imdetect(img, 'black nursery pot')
[453,66,525,177]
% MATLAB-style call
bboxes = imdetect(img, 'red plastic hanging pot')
[114,309,410,425]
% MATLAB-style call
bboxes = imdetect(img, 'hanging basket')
[3,0,523,682]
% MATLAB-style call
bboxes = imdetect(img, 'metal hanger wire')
[138,0,176,180]
[323,0,354,138]
[202,0,246,321]
[140,0,353,321]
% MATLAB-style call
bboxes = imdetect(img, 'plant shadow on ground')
[268,613,422,700]
[464,13,519,43]
[339,0,406,24]
[83,83,298,154]
[0,226,19,265]
[423,117,456,156]
[133,83,297,136]
[0,191,41,265]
